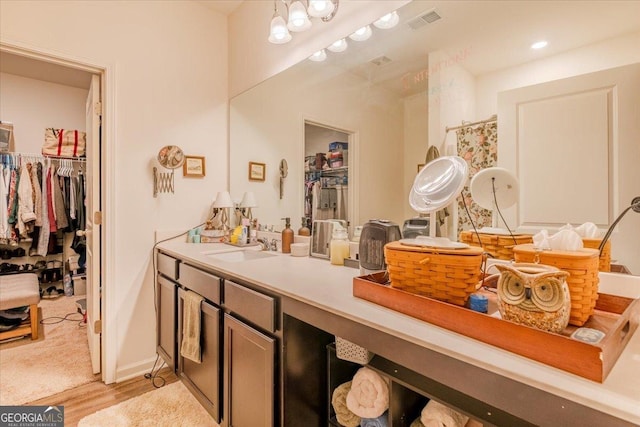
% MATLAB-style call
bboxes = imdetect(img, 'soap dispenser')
[281,217,294,253]
[298,217,311,236]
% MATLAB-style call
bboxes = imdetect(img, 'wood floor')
[27,367,178,426]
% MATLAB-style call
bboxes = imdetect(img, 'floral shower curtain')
[456,121,498,236]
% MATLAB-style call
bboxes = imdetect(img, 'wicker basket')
[582,238,611,272]
[459,230,533,260]
[513,244,600,326]
[384,241,484,306]
[335,336,373,365]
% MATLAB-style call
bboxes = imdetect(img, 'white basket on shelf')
[335,336,374,365]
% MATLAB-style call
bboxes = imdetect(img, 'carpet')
[0,295,97,405]
[78,381,218,427]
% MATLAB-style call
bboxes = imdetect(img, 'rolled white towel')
[346,367,389,418]
[421,400,469,427]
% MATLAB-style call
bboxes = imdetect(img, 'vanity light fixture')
[531,40,548,49]
[268,0,339,44]
[349,25,372,42]
[327,38,348,53]
[309,49,327,62]
[287,0,312,32]
[373,11,399,29]
[268,1,292,44]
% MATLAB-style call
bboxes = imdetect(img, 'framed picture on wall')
[183,155,206,177]
[249,161,266,181]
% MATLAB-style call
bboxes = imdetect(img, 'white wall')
[402,92,428,220]
[230,61,405,230]
[0,0,228,381]
[0,73,87,152]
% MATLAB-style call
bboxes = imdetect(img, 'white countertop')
[157,241,640,424]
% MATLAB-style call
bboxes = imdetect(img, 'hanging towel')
[331,381,361,427]
[346,367,390,418]
[180,290,204,364]
[420,400,469,427]
[410,417,427,427]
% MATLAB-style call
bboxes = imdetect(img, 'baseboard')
[115,356,158,383]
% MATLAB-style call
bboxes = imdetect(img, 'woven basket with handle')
[384,241,484,306]
[459,230,533,260]
[513,244,600,326]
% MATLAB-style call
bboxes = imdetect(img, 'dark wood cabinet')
[156,275,177,370]
[177,288,222,424]
[223,313,275,427]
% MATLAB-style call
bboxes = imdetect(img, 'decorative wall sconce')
[238,191,258,220]
[154,145,185,197]
[212,191,234,236]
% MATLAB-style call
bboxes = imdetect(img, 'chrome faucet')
[270,239,279,252]
[256,238,269,251]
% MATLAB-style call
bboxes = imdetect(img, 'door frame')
[0,40,117,383]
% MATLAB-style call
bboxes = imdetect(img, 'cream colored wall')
[0,73,88,152]
[228,0,411,97]
[230,65,405,230]
[402,92,428,220]
[0,0,228,381]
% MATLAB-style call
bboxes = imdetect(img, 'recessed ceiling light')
[531,40,548,50]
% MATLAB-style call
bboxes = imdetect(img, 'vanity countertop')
[157,240,640,424]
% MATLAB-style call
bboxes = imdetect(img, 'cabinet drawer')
[224,281,276,333]
[157,252,179,280]
[179,263,221,305]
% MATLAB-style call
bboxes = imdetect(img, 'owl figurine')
[495,264,571,333]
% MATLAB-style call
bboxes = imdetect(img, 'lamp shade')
[213,191,234,208]
[308,0,335,18]
[327,38,348,53]
[349,25,372,42]
[287,1,312,32]
[240,191,258,208]
[269,14,292,44]
[309,49,327,62]
[373,11,399,29]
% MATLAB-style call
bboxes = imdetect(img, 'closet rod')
[445,115,497,133]
[2,152,86,162]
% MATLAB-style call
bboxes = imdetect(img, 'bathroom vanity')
[155,241,640,427]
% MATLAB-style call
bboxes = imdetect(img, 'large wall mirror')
[230,0,640,272]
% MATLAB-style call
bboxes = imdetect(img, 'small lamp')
[213,191,234,234]
[240,191,258,220]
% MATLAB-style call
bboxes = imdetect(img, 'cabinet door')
[156,275,176,370]
[178,290,221,423]
[223,313,275,427]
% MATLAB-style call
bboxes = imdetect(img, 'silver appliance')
[359,219,402,275]
[402,217,440,239]
[310,219,347,259]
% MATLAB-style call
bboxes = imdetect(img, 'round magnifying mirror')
[157,145,185,169]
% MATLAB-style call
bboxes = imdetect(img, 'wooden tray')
[353,273,639,382]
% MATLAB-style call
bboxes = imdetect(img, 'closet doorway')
[0,47,104,377]
[303,121,356,232]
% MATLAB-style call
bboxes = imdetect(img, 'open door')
[85,74,102,375]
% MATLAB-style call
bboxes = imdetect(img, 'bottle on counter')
[298,217,311,236]
[330,225,350,265]
[281,217,294,253]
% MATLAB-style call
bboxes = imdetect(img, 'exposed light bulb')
[349,25,372,42]
[308,49,327,62]
[327,38,348,53]
[531,40,548,49]
[288,0,312,32]
[308,0,335,18]
[373,11,399,29]
[268,14,291,44]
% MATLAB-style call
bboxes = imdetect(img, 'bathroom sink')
[206,250,276,262]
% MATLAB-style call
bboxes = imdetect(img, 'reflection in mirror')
[230,0,640,272]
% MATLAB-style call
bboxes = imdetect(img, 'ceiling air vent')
[407,9,442,30]
[370,55,392,66]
